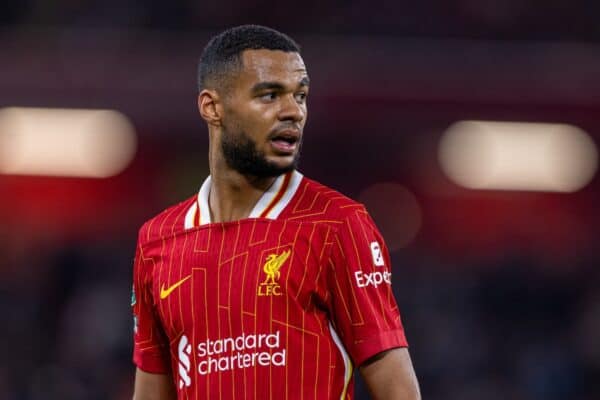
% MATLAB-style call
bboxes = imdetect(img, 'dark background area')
[1,1,599,399]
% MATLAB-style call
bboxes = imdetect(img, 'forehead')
[237,49,307,86]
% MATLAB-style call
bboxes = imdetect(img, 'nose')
[278,94,305,123]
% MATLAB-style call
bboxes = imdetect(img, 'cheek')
[220,117,241,138]
[225,100,276,136]
[223,112,253,136]
[241,110,274,135]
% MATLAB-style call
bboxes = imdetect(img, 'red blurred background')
[1,2,600,399]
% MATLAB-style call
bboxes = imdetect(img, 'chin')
[268,156,296,170]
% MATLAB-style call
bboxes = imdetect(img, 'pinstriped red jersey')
[131,170,408,399]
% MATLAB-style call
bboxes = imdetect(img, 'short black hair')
[197,25,301,92]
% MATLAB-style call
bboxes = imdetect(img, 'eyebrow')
[251,77,310,93]
[300,76,310,87]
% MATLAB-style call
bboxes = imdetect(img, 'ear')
[198,89,222,127]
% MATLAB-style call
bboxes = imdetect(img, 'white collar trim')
[184,170,303,229]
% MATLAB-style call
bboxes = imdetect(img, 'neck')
[208,157,278,223]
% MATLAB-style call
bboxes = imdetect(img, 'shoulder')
[136,195,197,246]
[285,176,368,224]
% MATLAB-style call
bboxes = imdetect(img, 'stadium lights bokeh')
[438,120,598,193]
[358,183,422,251]
[0,107,137,178]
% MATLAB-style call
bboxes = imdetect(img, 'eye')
[295,91,308,103]
[259,92,277,102]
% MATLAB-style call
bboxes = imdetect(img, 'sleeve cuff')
[133,350,171,374]
[350,328,408,367]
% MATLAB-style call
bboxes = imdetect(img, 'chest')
[144,220,332,333]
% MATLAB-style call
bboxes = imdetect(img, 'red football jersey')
[132,170,408,399]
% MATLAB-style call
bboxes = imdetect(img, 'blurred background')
[1,1,599,399]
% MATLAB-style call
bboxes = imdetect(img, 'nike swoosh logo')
[160,275,191,300]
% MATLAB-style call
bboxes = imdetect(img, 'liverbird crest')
[262,249,291,284]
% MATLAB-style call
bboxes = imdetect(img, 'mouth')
[269,129,300,154]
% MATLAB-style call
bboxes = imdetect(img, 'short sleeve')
[131,240,171,373]
[326,207,408,366]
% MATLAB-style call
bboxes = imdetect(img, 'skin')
[133,370,176,400]
[360,348,421,400]
[133,49,420,400]
[201,49,309,223]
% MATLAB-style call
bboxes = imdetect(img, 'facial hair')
[221,127,301,178]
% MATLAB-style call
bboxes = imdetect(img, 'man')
[131,25,420,400]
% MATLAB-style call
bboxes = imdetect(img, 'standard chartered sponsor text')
[196,331,286,375]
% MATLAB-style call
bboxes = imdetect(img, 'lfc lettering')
[258,282,281,296]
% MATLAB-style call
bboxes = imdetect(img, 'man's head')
[197,25,309,178]
[198,25,300,93]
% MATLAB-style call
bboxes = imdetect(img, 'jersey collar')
[184,170,303,229]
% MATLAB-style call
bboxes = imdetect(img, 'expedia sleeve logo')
[370,241,385,267]
[354,241,392,288]
[258,249,290,296]
[354,270,392,288]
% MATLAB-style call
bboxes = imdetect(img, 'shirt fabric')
[132,170,408,399]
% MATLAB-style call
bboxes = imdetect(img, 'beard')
[221,126,301,178]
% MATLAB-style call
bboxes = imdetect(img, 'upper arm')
[132,241,171,373]
[359,348,421,400]
[133,368,177,400]
[326,208,408,365]
[132,241,175,399]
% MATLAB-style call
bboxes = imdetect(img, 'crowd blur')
[4,0,600,40]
